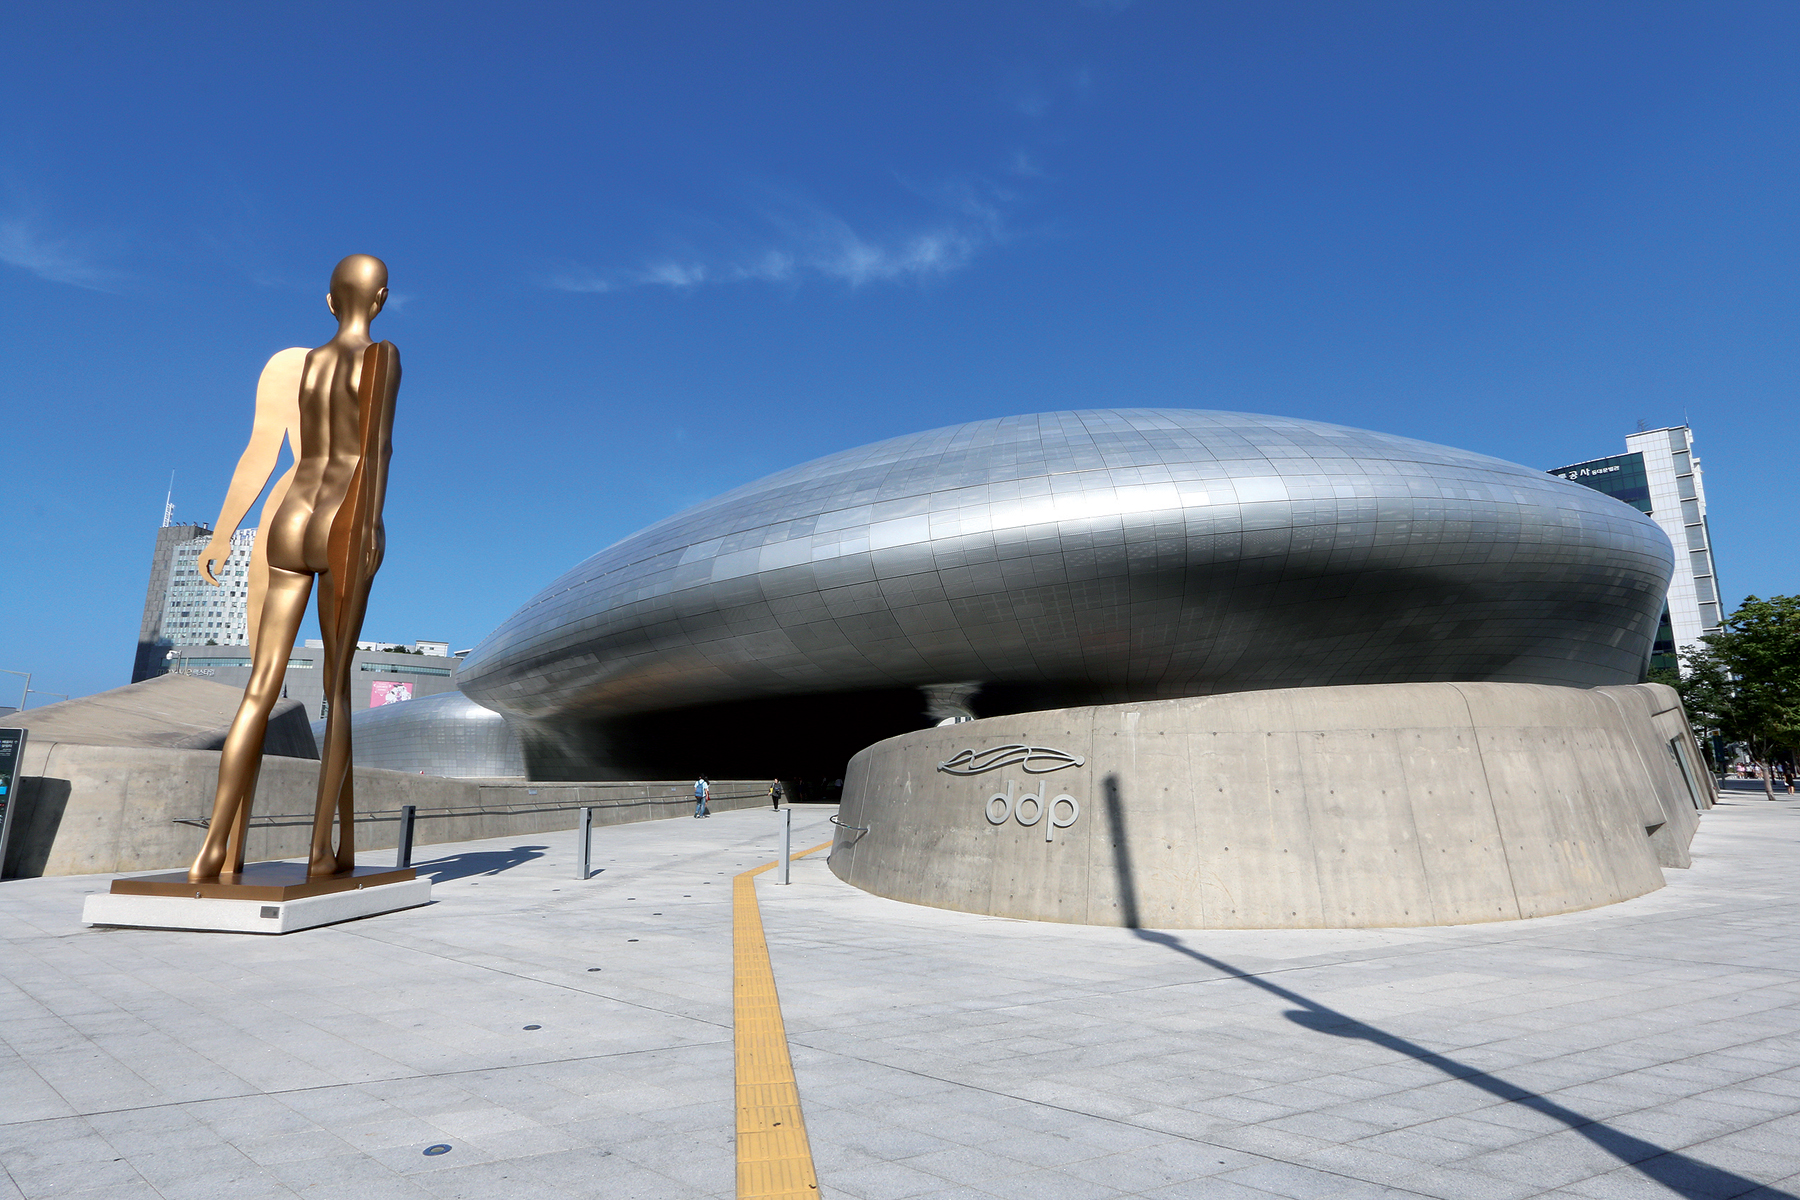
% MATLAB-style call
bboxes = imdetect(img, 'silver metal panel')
[314,690,525,778]
[460,409,1673,757]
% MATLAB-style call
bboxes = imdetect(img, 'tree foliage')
[1670,595,1800,798]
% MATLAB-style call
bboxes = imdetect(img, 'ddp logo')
[984,780,1080,841]
[937,742,1084,841]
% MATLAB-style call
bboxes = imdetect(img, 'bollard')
[779,805,792,885]
[577,806,593,880]
[395,804,416,869]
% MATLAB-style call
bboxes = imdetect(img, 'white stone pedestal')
[83,878,432,934]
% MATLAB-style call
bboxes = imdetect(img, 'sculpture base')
[83,876,431,934]
[109,862,415,901]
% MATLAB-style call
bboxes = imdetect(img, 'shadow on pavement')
[413,844,549,882]
[1102,772,1795,1200]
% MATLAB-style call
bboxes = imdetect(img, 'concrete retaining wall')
[829,682,1712,930]
[1,740,769,878]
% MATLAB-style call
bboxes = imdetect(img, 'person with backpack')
[693,777,710,818]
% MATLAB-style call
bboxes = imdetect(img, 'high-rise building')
[131,524,258,682]
[1549,424,1723,673]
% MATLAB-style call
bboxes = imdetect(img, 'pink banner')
[370,680,414,706]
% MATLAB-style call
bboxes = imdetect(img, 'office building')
[163,641,459,721]
[1550,424,1722,672]
[131,523,256,682]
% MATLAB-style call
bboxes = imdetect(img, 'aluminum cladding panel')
[314,690,526,778]
[458,409,1673,722]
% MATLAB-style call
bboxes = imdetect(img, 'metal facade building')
[458,409,1674,780]
[313,690,526,778]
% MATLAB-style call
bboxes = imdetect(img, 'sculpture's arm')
[200,348,306,585]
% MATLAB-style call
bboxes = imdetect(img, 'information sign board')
[0,728,27,879]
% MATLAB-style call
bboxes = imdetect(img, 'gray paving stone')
[5,801,1800,1198]
[1215,1157,1373,1197]
[900,1187,1010,1200]
[972,1166,1131,1199]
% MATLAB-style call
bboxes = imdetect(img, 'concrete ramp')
[4,674,316,759]
[830,682,1713,929]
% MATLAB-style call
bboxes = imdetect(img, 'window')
[357,662,453,677]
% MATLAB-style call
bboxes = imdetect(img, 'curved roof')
[316,690,526,778]
[460,409,1672,724]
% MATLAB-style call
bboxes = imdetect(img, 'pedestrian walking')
[768,779,784,811]
[693,777,711,818]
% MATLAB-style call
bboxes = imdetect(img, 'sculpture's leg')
[224,754,263,876]
[309,574,372,877]
[335,766,356,874]
[188,567,313,883]
[335,575,376,873]
[308,580,347,876]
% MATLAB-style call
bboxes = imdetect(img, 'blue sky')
[2,1,1795,705]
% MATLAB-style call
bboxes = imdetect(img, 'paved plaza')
[2,794,1798,1200]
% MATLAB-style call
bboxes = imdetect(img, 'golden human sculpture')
[186,254,401,883]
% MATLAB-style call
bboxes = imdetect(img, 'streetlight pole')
[0,669,29,714]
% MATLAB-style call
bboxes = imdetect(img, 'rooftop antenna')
[161,472,176,528]
[1636,418,1647,432]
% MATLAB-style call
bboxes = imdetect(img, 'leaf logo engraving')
[937,744,1085,775]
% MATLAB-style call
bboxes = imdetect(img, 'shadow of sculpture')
[1101,772,1794,1200]
[412,844,549,882]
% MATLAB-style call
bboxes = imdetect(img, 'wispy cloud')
[544,182,1013,297]
[0,217,119,290]
[1007,149,1048,179]
[543,264,614,293]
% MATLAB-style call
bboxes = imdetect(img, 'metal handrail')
[828,812,868,845]
[172,791,769,829]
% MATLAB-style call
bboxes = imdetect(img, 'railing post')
[395,804,416,869]
[779,805,792,885]
[577,806,593,880]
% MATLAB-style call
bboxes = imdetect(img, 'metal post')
[577,806,593,880]
[0,728,28,881]
[0,670,29,713]
[779,806,792,885]
[395,804,416,868]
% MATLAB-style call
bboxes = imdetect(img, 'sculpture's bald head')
[326,254,389,325]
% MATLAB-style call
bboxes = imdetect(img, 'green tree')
[1675,595,1800,800]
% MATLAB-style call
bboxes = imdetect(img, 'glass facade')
[1548,453,1651,513]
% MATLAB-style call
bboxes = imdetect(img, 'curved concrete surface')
[2,739,773,879]
[829,682,1712,929]
[6,674,316,759]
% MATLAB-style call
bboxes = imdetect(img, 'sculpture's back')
[182,254,402,885]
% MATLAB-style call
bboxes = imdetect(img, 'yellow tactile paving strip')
[735,839,834,1199]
